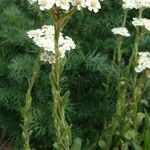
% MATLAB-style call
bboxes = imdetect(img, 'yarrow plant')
[132,18,150,31]
[98,0,150,149]
[28,0,103,12]
[24,0,103,149]
[111,27,130,37]
[122,0,150,9]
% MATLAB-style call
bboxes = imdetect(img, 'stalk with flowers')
[99,0,150,149]
[25,0,103,149]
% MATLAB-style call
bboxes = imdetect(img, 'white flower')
[136,0,150,9]
[27,0,104,12]
[71,0,86,10]
[122,0,137,9]
[135,52,150,73]
[86,0,102,13]
[28,0,37,4]
[27,25,76,64]
[111,27,130,37]
[122,0,150,9]
[132,18,144,27]
[55,0,71,10]
[38,0,55,10]
[132,18,150,31]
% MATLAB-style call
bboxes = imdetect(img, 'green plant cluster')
[0,0,149,149]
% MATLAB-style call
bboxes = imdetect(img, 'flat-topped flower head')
[55,0,71,10]
[86,0,101,13]
[28,0,37,4]
[136,0,150,9]
[71,0,86,10]
[38,0,55,10]
[27,25,76,63]
[122,0,150,9]
[132,18,150,32]
[132,18,144,27]
[111,27,130,37]
[135,52,150,73]
[28,0,103,13]
[122,0,137,9]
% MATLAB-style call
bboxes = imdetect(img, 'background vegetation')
[0,0,149,149]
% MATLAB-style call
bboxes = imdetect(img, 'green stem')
[21,54,41,150]
[116,36,123,63]
[113,10,128,64]
[127,8,144,131]
[51,22,71,150]
[106,85,127,149]
[128,8,143,70]
[127,9,144,103]
[50,8,76,149]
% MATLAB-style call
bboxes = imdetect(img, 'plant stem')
[21,54,41,150]
[128,8,143,70]
[113,10,128,64]
[127,8,144,131]
[50,8,76,149]
[106,84,127,150]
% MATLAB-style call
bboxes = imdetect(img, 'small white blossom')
[38,0,55,10]
[132,18,150,32]
[122,0,150,9]
[132,18,144,27]
[136,0,150,9]
[55,0,71,10]
[28,0,103,13]
[135,52,150,73]
[27,25,76,64]
[86,0,102,13]
[122,0,137,9]
[71,0,86,10]
[28,0,37,4]
[111,27,130,37]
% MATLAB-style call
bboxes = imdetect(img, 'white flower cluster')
[122,0,150,9]
[132,18,150,31]
[28,0,103,13]
[135,52,150,73]
[111,27,130,37]
[27,25,76,63]
[28,0,37,4]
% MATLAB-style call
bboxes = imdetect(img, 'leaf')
[50,73,60,91]
[144,128,150,150]
[124,129,136,140]
[59,57,67,74]
[98,139,107,149]
[121,143,129,150]
[70,137,82,150]
[144,113,150,150]
[131,139,142,150]
[53,142,59,150]
[61,91,70,107]
[135,112,145,127]
[141,99,149,107]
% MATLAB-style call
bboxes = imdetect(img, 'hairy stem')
[50,9,76,149]
[21,54,41,150]
[128,8,143,70]
[113,10,128,64]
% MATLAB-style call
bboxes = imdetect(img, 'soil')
[0,135,13,150]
